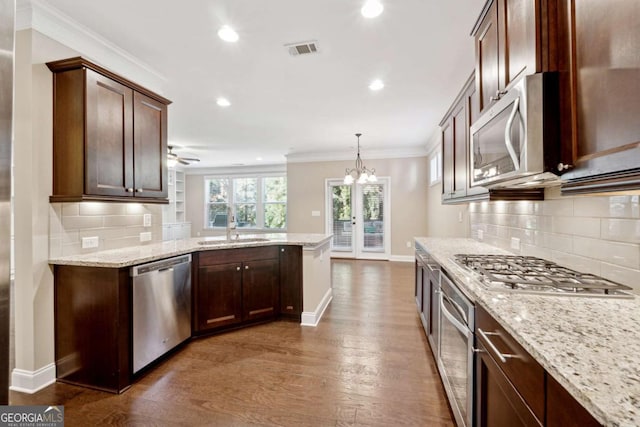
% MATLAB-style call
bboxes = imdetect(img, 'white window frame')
[429,149,442,186]
[204,174,287,231]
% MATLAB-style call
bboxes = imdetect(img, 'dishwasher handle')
[131,254,192,277]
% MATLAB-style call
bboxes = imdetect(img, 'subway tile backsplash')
[49,202,162,257]
[470,187,640,292]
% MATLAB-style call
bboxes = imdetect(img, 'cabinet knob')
[245,265,249,270]
[236,266,241,271]
[126,188,134,192]
[557,163,573,172]
[136,188,144,193]
[281,248,285,252]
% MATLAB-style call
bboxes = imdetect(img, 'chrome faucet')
[226,205,237,240]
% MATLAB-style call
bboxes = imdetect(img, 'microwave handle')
[504,97,521,171]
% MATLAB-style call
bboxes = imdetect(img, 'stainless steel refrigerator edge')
[0,0,14,405]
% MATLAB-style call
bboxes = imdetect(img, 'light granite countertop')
[415,237,640,427]
[49,233,332,268]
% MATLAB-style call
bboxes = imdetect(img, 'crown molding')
[16,0,166,93]
[286,146,429,164]
[185,163,287,177]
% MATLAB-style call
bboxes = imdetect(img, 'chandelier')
[344,133,377,185]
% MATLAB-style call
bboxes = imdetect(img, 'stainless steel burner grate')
[453,254,633,297]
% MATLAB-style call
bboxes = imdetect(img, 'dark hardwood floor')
[11,259,454,426]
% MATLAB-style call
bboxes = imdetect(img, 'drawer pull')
[477,328,518,363]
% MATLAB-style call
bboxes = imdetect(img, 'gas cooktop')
[453,254,633,298]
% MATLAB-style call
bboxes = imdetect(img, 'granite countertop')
[415,237,640,427]
[49,233,332,268]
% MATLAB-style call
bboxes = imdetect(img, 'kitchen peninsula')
[49,233,332,393]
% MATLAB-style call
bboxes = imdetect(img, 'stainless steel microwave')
[469,73,561,188]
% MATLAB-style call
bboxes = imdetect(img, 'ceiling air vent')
[285,40,319,56]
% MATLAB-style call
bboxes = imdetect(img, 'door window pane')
[331,185,352,250]
[362,184,384,251]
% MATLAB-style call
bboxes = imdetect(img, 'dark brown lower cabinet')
[54,265,131,393]
[476,305,604,427]
[194,246,285,334]
[196,262,243,330]
[475,340,543,427]
[279,246,302,319]
[546,375,601,427]
[242,258,279,322]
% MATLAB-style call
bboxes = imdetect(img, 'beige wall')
[185,174,205,236]
[13,30,55,375]
[423,135,469,238]
[470,187,640,292]
[287,157,430,258]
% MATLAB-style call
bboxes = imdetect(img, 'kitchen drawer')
[476,305,545,421]
[198,246,279,266]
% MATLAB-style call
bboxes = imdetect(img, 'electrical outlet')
[143,214,152,227]
[406,241,412,248]
[458,211,463,223]
[311,210,321,217]
[477,229,484,240]
[81,236,99,249]
[140,232,152,242]
[511,237,521,251]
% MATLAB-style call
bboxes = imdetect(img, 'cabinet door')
[475,342,543,427]
[498,0,537,88]
[559,0,640,192]
[279,246,302,317]
[85,69,134,197]
[196,263,242,331]
[441,118,455,200]
[452,102,468,197]
[475,0,500,114]
[133,92,168,199]
[546,374,601,427]
[243,258,279,322]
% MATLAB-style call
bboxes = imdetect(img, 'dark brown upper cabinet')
[440,73,543,204]
[441,73,489,203]
[472,0,558,115]
[557,0,640,194]
[47,57,170,203]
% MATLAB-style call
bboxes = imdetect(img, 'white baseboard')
[10,363,56,394]
[389,255,414,263]
[301,288,333,327]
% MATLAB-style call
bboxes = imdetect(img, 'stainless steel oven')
[469,72,561,188]
[438,271,475,427]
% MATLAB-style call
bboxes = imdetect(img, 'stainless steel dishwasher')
[131,254,192,373]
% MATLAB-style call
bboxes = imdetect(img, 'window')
[429,150,442,186]
[263,177,287,229]
[205,175,287,230]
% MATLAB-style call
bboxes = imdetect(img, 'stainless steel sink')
[197,237,270,245]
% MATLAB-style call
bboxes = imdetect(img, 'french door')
[326,178,390,259]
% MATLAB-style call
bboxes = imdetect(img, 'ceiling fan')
[167,145,200,166]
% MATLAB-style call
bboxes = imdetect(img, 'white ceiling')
[21,0,484,168]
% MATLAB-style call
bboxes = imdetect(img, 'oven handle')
[440,294,470,336]
[504,97,522,171]
[441,289,468,325]
[477,328,519,363]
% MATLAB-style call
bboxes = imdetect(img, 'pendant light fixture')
[344,133,377,185]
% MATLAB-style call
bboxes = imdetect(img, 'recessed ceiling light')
[256,157,263,161]
[218,25,239,42]
[216,97,231,107]
[369,79,384,91]
[361,0,384,18]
